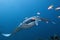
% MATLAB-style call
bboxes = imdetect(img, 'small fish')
[55,7,60,10]
[48,5,53,10]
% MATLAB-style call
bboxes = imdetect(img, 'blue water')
[0,0,60,40]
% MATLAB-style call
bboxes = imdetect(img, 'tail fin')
[2,33,11,37]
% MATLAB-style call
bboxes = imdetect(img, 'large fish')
[2,16,56,37]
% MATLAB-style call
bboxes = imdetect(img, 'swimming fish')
[55,7,60,10]
[1,14,56,37]
[48,5,53,10]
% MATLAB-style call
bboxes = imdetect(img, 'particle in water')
[46,21,49,23]
[58,16,60,18]
[24,17,28,19]
[51,21,56,24]
[37,12,40,15]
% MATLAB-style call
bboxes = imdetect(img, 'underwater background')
[0,0,60,40]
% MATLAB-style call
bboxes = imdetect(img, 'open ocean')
[0,0,60,40]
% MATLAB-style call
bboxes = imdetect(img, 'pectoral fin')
[35,21,38,26]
